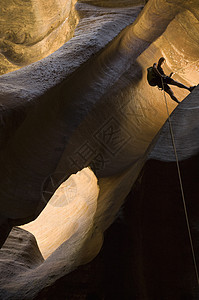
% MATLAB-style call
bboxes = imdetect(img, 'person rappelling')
[147,57,196,104]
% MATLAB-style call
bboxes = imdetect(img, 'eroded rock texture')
[0,0,79,75]
[0,0,199,299]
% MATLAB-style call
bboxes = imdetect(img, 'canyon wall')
[0,0,198,298]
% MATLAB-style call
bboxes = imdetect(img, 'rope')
[160,76,199,285]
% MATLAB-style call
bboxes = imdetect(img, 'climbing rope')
[160,76,199,285]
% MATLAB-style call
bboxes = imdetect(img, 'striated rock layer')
[0,0,79,75]
[0,0,199,298]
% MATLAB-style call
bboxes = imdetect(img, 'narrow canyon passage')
[0,0,199,299]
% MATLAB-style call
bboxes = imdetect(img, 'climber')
[147,57,196,104]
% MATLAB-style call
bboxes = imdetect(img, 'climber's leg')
[165,77,195,92]
[165,87,180,104]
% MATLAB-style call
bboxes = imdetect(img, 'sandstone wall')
[0,0,198,298]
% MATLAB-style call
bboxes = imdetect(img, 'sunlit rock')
[0,0,79,75]
[21,167,99,260]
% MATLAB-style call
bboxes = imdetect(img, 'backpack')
[147,67,157,84]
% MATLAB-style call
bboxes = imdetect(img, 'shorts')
[149,76,174,92]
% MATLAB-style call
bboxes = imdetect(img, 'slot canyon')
[0,0,199,299]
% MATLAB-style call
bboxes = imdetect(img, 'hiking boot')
[189,86,197,92]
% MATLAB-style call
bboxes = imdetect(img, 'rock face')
[0,227,44,289]
[128,86,199,300]
[0,0,79,75]
[0,0,199,299]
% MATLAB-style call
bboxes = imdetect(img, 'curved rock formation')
[0,0,79,75]
[0,0,199,298]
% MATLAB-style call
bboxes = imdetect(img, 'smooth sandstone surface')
[0,0,199,298]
